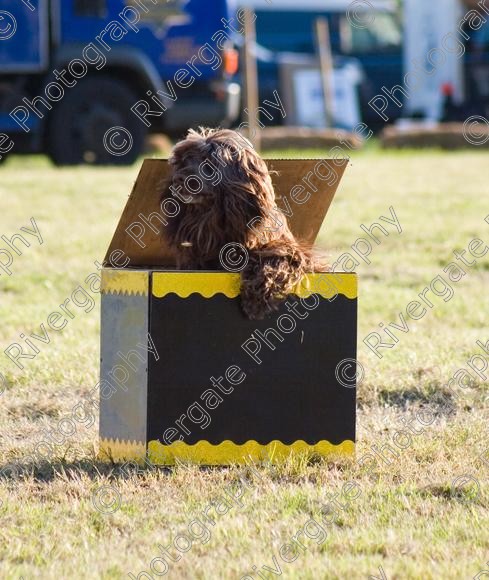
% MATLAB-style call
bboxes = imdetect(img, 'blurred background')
[0,0,488,164]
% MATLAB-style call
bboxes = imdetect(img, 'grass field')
[0,148,488,580]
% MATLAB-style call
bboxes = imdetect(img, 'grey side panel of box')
[99,269,149,461]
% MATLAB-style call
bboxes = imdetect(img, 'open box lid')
[104,158,348,267]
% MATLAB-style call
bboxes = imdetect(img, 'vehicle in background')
[241,0,489,129]
[238,0,403,130]
[0,0,240,165]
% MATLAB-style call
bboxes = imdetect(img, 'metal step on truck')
[0,0,241,165]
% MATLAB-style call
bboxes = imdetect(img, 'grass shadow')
[0,457,175,483]
[377,386,457,416]
[0,449,352,484]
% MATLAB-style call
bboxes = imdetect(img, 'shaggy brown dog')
[161,128,320,320]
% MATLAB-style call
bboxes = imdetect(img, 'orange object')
[441,82,454,96]
[223,48,239,75]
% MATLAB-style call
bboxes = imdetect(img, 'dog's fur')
[161,128,320,319]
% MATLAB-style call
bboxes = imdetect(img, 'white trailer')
[403,0,466,120]
[401,0,489,121]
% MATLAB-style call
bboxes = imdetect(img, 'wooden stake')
[243,8,261,151]
[315,17,334,129]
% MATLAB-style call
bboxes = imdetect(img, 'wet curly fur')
[161,128,320,320]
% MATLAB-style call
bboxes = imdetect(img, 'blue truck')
[0,0,241,165]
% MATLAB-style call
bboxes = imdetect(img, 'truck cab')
[0,0,241,164]
[239,0,403,130]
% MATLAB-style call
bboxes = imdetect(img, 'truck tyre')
[47,77,147,166]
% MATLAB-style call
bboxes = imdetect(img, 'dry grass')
[0,148,488,580]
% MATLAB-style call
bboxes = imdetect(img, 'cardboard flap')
[104,158,348,267]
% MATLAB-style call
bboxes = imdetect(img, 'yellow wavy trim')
[148,439,354,465]
[99,437,147,462]
[101,269,149,296]
[153,272,241,298]
[297,273,357,299]
[152,272,357,300]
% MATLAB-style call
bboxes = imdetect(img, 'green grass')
[0,149,488,580]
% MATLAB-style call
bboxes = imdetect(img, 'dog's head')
[161,127,287,266]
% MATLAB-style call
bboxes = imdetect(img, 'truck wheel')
[47,77,147,166]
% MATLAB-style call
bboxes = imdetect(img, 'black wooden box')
[99,158,357,464]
